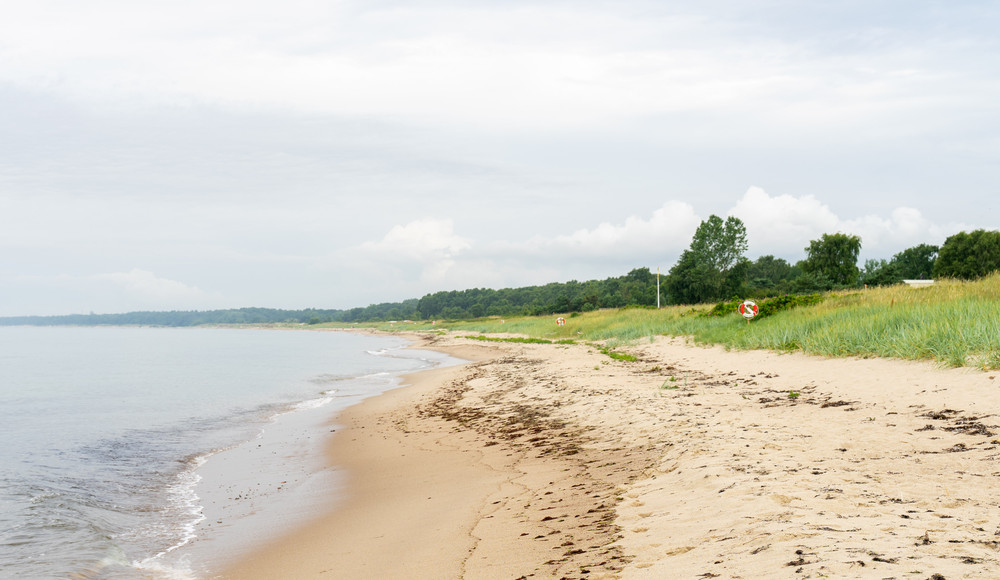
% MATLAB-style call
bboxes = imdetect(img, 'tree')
[859,258,901,287]
[665,250,712,305]
[857,243,939,287]
[800,233,862,288]
[790,269,833,293]
[665,215,749,304]
[747,255,797,294]
[893,243,938,280]
[933,230,1000,279]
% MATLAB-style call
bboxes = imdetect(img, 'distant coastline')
[0,307,347,327]
[0,268,665,326]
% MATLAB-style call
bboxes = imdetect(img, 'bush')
[704,297,743,318]
[705,294,824,319]
[756,294,824,318]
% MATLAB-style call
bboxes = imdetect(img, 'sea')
[0,326,458,579]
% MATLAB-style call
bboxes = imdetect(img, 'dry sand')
[217,332,1000,579]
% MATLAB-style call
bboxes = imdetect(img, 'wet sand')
[217,332,1000,579]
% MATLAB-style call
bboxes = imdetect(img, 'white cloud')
[356,218,470,282]
[730,186,839,255]
[2,187,983,316]
[1,1,978,134]
[730,186,971,261]
[509,200,701,259]
[93,269,211,303]
[3,2,998,316]
[4,269,219,315]
[339,206,701,299]
[361,218,470,258]
[343,192,975,302]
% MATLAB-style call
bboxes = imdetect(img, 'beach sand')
[216,332,1000,579]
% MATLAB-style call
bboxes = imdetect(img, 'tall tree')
[859,258,900,287]
[800,233,862,287]
[933,229,1000,279]
[893,243,938,280]
[858,243,939,287]
[747,255,797,293]
[666,215,749,304]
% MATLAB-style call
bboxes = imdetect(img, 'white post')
[656,266,661,309]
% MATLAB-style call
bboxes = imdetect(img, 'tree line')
[2,224,998,326]
[0,270,660,326]
[665,216,1000,306]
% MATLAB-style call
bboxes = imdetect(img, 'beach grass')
[347,274,1000,370]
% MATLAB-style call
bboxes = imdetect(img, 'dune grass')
[727,277,1000,369]
[349,275,1000,370]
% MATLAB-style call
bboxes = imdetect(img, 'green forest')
[3,220,998,327]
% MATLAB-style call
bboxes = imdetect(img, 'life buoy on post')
[738,300,758,321]
[556,317,566,327]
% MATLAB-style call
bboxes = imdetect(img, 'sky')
[2,0,998,316]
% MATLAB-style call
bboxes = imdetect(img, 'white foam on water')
[291,394,335,411]
[132,554,197,580]
[173,349,467,576]
[168,396,350,575]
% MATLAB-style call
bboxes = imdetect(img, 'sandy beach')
[216,332,1000,579]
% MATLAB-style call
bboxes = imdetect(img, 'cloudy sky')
[2,0,997,316]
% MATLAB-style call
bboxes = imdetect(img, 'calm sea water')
[0,326,450,579]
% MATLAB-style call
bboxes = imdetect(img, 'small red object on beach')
[739,300,758,320]
[556,317,566,326]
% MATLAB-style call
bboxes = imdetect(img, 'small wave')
[67,545,132,580]
[308,374,351,385]
[117,452,206,579]
[163,467,205,555]
[292,396,334,411]
[29,491,61,504]
[187,454,209,469]
[132,554,197,580]
[264,393,337,420]
[365,347,420,363]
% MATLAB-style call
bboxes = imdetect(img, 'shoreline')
[164,335,464,579]
[213,337,506,579]
[214,332,1000,578]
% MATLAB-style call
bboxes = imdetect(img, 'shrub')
[704,297,743,317]
[756,294,824,318]
[704,293,824,320]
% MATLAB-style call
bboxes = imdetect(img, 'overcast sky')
[2,0,998,316]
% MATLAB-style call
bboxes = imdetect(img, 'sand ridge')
[219,332,1000,579]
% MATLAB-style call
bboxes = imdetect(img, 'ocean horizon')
[0,326,456,579]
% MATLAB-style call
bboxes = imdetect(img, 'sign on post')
[739,300,758,321]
